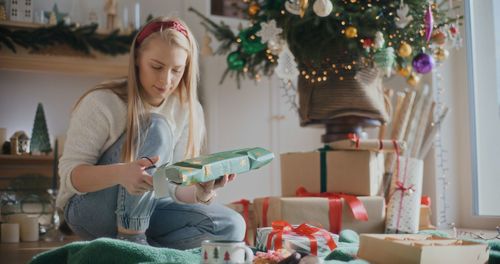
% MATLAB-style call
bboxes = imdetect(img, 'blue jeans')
[64,114,245,249]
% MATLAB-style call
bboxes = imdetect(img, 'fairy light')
[434,70,451,228]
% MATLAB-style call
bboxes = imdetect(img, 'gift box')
[358,234,490,264]
[256,222,338,257]
[419,196,435,230]
[419,205,435,230]
[253,194,385,234]
[385,157,423,234]
[280,149,384,197]
[154,147,274,197]
[226,199,256,246]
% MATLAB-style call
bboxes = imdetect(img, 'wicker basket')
[298,67,389,127]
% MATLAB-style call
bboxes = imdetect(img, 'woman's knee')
[219,209,246,241]
[139,114,172,157]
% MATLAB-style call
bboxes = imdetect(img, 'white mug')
[201,240,254,264]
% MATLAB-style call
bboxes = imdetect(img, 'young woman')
[56,17,245,248]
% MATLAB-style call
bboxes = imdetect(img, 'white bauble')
[313,0,333,17]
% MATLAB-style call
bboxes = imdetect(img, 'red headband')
[136,20,189,46]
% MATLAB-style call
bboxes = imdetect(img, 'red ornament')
[204,251,208,260]
[450,25,458,36]
[224,251,231,261]
[362,38,373,49]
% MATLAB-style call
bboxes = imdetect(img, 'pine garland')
[0,22,136,56]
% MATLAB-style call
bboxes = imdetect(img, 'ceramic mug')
[201,240,254,264]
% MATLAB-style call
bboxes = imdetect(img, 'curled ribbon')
[347,133,360,149]
[266,221,336,255]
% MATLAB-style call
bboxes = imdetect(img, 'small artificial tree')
[30,103,52,154]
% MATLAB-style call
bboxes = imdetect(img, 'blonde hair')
[75,17,204,162]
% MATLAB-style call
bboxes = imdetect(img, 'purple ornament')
[412,53,435,74]
[424,5,433,43]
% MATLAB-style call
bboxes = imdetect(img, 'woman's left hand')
[195,174,236,204]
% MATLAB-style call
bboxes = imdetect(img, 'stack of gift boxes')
[252,139,387,255]
[227,137,430,257]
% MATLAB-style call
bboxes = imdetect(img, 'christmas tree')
[30,103,52,154]
[213,247,219,259]
[190,0,463,87]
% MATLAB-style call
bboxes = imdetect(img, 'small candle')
[1,223,20,243]
[134,2,141,30]
[52,139,58,190]
[123,7,129,30]
[21,217,39,242]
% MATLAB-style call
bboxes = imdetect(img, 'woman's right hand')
[117,156,159,195]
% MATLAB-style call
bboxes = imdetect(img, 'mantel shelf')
[0,21,129,77]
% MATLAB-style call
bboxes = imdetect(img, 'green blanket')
[30,238,201,264]
[30,230,500,264]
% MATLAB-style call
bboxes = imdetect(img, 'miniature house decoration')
[9,0,32,22]
[10,131,30,155]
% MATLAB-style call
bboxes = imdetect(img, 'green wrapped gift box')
[153,147,274,197]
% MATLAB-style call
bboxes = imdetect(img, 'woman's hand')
[195,174,236,203]
[117,156,159,195]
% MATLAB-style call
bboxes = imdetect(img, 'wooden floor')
[0,235,81,264]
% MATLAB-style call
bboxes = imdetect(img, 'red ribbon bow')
[395,181,415,194]
[266,221,336,255]
[347,133,360,149]
[295,187,368,234]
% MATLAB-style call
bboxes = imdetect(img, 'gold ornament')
[398,42,412,57]
[398,65,412,77]
[434,47,449,62]
[248,3,261,16]
[407,73,420,87]
[299,0,309,18]
[345,26,358,38]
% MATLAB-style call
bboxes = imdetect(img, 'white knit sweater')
[56,89,204,210]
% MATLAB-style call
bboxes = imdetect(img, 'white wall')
[0,70,106,142]
[0,0,324,204]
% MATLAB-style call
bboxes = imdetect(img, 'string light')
[434,70,450,228]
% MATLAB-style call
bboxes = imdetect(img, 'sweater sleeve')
[59,91,113,196]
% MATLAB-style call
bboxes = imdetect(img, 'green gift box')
[153,147,274,197]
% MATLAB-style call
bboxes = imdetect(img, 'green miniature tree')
[30,103,52,154]
[213,247,219,260]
